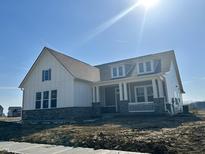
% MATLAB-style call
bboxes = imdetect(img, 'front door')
[115,87,120,112]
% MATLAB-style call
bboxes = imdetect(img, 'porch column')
[119,82,123,101]
[157,79,164,98]
[123,82,128,101]
[92,86,96,102]
[152,79,158,98]
[92,86,101,117]
[96,86,100,102]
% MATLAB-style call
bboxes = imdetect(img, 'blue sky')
[0,0,205,113]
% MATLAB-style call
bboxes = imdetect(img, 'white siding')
[22,51,74,110]
[74,80,92,107]
[165,62,183,113]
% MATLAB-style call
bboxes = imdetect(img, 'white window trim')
[134,85,154,103]
[137,60,154,75]
[42,91,50,109]
[111,65,125,78]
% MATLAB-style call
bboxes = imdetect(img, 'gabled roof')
[95,50,185,93]
[47,48,100,82]
[19,47,100,88]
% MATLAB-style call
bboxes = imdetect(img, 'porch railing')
[128,102,155,112]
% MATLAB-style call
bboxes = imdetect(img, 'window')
[112,66,125,78]
[139,63,144,73]
[147,86,154,102]
[112,67,117,77]
[35,92,41,109]
[135,86,154,103]
[118,66,123,76]
[42,69,51,81]
[136,87,145,102]
[175,98,179,105]
[146,61,152,72]
[138,61,153,74]
[43,91,49,108]
[51,90,57,108]
[172,98,175,104]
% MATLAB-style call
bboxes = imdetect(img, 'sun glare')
[139,0,159,9]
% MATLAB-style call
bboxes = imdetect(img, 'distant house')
[0,105,3,116]
[19,47,185,121]
[190,101,205,110]
[8,107,22,117]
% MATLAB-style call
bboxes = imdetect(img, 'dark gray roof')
[95,50,184,93]
[47,47,100,82]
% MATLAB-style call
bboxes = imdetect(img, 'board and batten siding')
[165,62,183,112]
[74,80,92,107]
[22,51,74,110]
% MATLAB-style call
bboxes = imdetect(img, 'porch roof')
[93,73,164,86]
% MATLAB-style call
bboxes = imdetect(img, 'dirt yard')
[0,151,18,154]
[0,111,205,154]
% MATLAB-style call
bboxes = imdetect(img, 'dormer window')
[42,69,51,81]
[146,61,152,72]
[138,60,154,74]
[112,67,118,78]
[111,65,125,78]
[118,66,124,76]
[139,63,144,73]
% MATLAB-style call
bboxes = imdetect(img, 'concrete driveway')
[0,141,145,154]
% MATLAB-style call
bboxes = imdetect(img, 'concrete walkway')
[0,141,145,154]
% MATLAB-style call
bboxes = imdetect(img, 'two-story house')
[19,47,184,121]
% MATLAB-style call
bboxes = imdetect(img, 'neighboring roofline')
[95,50,174,67]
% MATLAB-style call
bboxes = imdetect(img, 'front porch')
[92,75,168,115]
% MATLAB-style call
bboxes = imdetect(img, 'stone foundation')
[92,103,101,117]
[154,98,166,114]
[101,107,116,113]
[22,107,93,122]
[119,101,129,113]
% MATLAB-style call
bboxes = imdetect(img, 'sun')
[139,0,159,9]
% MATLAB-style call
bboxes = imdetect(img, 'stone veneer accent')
[92,103,101,117]
[154,98,166,114]
[22,107,93,122]
[119,99,167,115]
[119,101,129,113]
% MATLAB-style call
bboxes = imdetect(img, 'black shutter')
[42,70,45,81]
[49,69,51,80]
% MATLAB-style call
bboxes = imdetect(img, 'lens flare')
[139,0,159,9]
